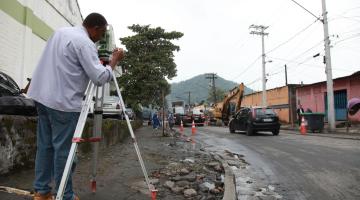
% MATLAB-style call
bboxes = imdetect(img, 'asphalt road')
[192,126,360,200]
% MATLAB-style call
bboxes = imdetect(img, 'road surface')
[193,126,360,200]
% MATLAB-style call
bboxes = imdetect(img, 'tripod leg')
[90,86,104,193]
[111,72,156,194]
[55,82,96,200]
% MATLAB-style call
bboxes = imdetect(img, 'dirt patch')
[0,126,224,200]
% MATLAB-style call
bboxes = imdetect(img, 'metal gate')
[324,90,347,121]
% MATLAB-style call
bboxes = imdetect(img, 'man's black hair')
[83,13,107,28]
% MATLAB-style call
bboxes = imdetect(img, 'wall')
[240,86,294,123]
[0,115,142,175]
[0,0,82,87]
[348,75,360,123]
[296,72,360,123]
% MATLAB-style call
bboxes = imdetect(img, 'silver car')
[103,96,123,118]
[88,96,123,119]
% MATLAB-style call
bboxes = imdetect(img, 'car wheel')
[229,123,235,133]
[272,129,279,136]
[246,125,253,136]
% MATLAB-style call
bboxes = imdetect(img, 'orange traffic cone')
[180,120,184,132]
[151,190,158,200]
[192,120,196,135]
[300,116,307,135]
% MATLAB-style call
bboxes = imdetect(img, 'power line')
[269,56,355,73]
[230,55,262,81]
[245,77,262,87]
[333,33,360,46]
[337,6,360,16]
[289,0,321,21]
[329,15,360,23]
[287,40,324,62]
[266,19,319,54]
[336,27,360,36]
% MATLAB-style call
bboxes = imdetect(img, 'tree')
[118,24,183,109]
[207,87,226,104]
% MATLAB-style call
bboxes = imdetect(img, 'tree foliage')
[207,87,226,104]
[118,24,183,109]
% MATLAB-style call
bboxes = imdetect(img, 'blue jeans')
[34,102,80,200]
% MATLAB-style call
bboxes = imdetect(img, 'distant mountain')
[167,74,253,105]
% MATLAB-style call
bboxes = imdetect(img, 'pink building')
[296,71,360,123]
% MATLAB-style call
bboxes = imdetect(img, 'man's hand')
[109,48,125,70]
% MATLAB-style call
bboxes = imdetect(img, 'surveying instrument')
[55,26,157,200]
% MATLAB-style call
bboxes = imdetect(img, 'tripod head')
[97,25,116,65]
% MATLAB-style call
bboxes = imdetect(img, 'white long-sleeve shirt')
[28,26,113,112]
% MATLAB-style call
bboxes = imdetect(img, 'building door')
[324,89,347,121]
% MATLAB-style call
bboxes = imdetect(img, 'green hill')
[167,74,253,105]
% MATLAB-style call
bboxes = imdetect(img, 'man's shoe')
[33,192,53,200]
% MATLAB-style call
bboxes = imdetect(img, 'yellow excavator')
[209,83,245,126]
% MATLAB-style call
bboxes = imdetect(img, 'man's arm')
[109,48,125,70]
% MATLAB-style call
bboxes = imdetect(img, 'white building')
[0,0,83,88]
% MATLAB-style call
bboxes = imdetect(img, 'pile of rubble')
[150,153,225,200]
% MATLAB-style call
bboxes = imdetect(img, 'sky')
[78,0,360,91]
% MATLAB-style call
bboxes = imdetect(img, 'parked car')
[141,108,152,122]
[88,96,123,119]
[191,108,206,126]
[103,96,124,118]
[229,107,280,136]
[0,71,37,116]
[125,108,135,120]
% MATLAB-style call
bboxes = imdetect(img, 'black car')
[229,107,280,136]
[0,71,37,116]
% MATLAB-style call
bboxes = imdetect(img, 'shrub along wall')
[0,115,142,175]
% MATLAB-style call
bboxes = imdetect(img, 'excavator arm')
[221,83,245,125]
[235,83,245,112]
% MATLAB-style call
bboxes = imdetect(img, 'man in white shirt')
[27,13,124,200]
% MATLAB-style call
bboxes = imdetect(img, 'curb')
[173,130,237,199]
[213,155,237,200]
[281,127,360,140]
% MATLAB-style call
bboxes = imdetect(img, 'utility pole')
[321,0,335,130]
[250,24,269,107]
[285,64,288,86]
[290,0,336,131]
[205,73,218,103]
[187,91,191,107]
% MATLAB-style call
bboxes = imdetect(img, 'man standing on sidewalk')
[168,112,175,131]
[27,13,124,200]
[297,104,304,126]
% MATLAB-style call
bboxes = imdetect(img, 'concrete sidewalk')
[281,123,360,140]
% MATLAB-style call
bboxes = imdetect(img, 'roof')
[244,84,299,97]
[296,71,360,89]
